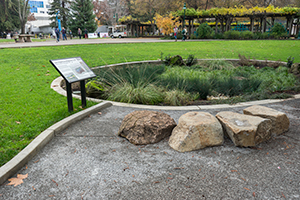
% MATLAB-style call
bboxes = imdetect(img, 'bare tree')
[17,0,29,34]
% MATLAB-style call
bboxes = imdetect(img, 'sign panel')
[50,57,96,83]
[100,32,109,38]
[88,33,98,38]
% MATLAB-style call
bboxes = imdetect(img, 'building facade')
[25,0,53,34]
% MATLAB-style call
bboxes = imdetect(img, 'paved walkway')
[1,98,299,199]
[0,38,191,49]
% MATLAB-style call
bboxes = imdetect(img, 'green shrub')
[224,31,241,39]
[196,23,213,39]
[240,31,254,39]
[186,54,197,67]
[214,32,225,39]
[271,23,287,37]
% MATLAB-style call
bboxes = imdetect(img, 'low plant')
[287,56,294,68]
[224,30,240,39]
[107,82,164,105]
[186,54,197,66]
[164,89,198,106]
[240,31,254,39]
[199,59,235,70]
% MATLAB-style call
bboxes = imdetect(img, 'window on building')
[40,11,45,13]
[46,5,50,8]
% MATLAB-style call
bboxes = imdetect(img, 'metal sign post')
[50,57,96,112]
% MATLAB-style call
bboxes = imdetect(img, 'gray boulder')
[243,105,289,136]
[118,110,176,145]
[216,111,272,147]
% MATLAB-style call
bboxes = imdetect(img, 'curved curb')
[0,101,112,185]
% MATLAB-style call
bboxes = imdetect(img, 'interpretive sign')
[50,57,96,83]
[50,57,96,112]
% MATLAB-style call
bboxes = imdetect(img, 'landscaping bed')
[86,57,300,106]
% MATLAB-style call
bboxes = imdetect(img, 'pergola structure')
[181,13,299,37]
[176,6,300,37]
[120,20,157,37]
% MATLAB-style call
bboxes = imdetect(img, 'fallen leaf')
[198,169,201,172]
[253,192,255,197]
[98,112,102,115]
[282,192,286,198]
[231,170,237,172]
[32,186,36,191]
[266,152,269,155]
[164,151,167,154]
[244,187,250,191]
[37,74,40,76]
[154,181,160,184]
[25,165,28,169]
[15,121,21,124]
[241,178,246,181]
[45,74,51,76]
[34,159,40,163]
[51,179,58,186]
[174,167,184,170]
[168,187,172,192]
[169,173,172,175]
[132,175,135,177]
[7,174,28,187]
[167,177,173,180]
[49,195,55,197]
[114,180,117,183]
[112,149,116,152]
[65,170,69,176]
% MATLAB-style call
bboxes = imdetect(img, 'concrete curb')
[0,101,112,185]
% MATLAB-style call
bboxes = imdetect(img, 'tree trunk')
[18,0,30,34]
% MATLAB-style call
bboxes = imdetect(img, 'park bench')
[14,34,34,43]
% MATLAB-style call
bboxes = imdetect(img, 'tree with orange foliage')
[154,13,180,36]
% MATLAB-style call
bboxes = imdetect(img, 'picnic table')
[14,34,34,43]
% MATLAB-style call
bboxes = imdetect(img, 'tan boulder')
[118,110,176,145]
[169,112,224,152]
[216,111,272,147]
[243,105,289,136]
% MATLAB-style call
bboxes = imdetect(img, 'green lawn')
[0,40,299,167]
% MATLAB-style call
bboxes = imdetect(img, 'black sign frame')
[50,57,96,112]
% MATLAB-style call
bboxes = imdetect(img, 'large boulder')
[243,105,289,136]
[118,110,176,145]
[216,111,272,147]
[169,112,224,152]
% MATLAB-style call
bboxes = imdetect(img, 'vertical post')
[183,3,186,28]
[66,82,73,112]
[80,80,86,108]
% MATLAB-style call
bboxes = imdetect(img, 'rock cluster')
[118,106,289,152]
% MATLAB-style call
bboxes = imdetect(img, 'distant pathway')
[0,38,212,49]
